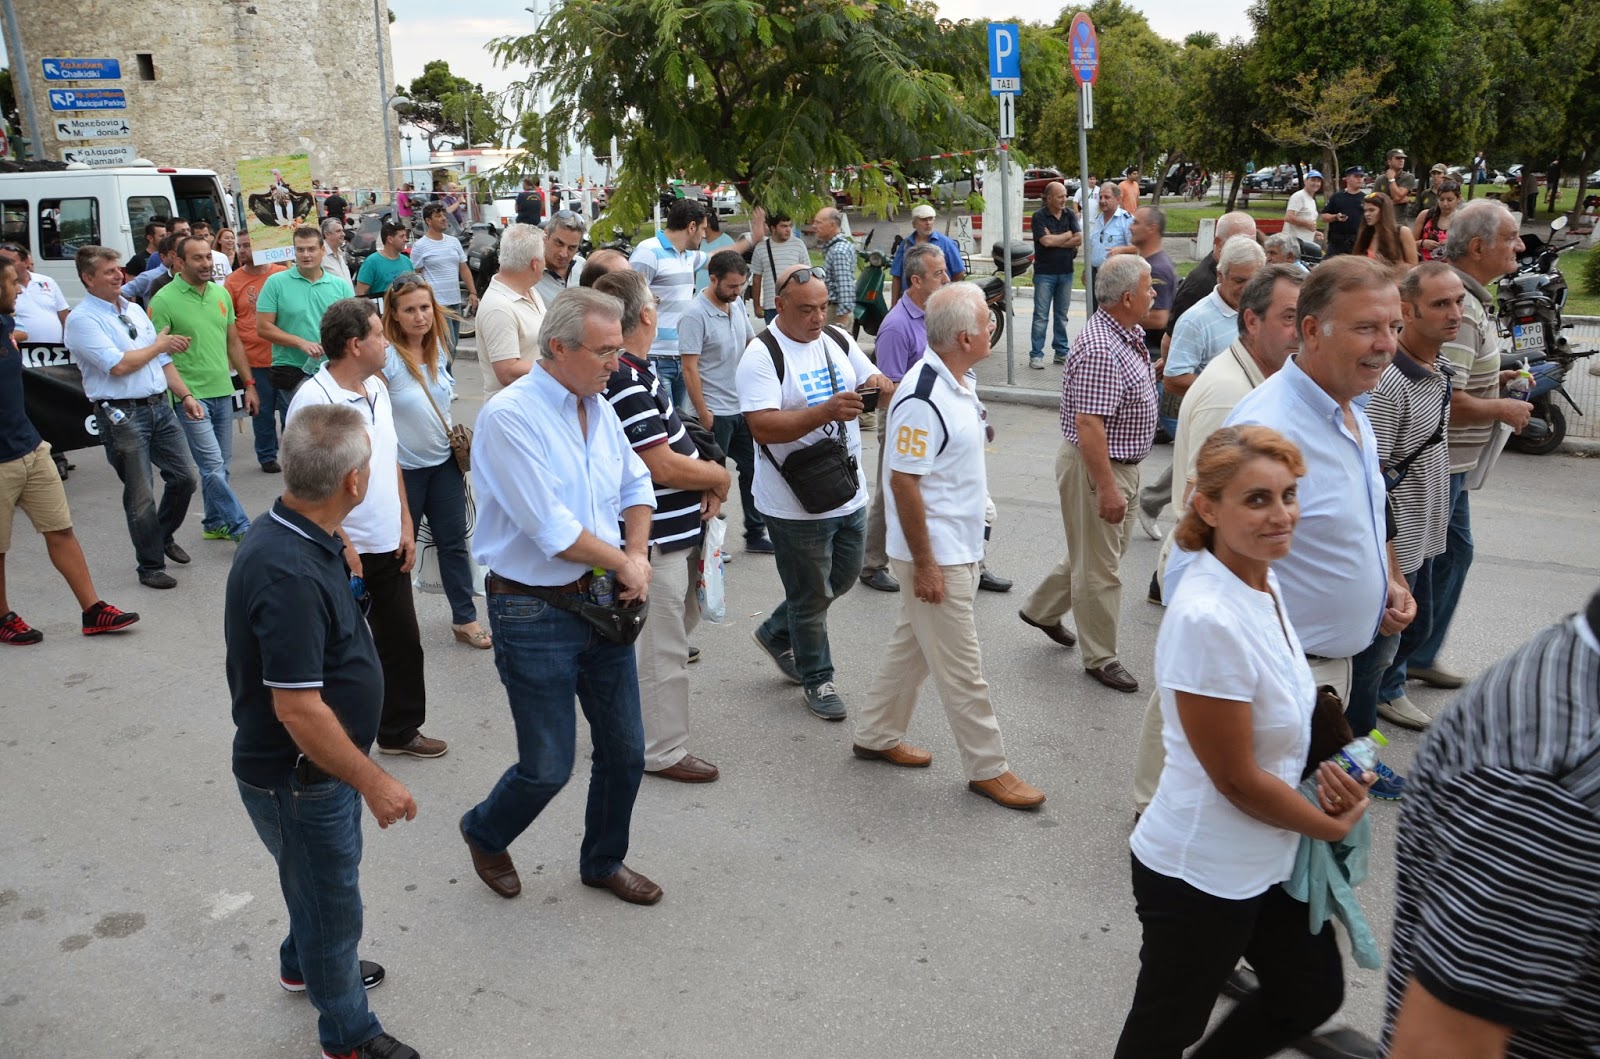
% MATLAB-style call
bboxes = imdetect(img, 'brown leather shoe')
[1019,609,1078,648]
[968,770,1046,809]
[647,753,720,783]
[378,733,448,758]
[1086,661,1140,693]
[852,742,933,767]
[582,863,663,905]
[460,818,521,899]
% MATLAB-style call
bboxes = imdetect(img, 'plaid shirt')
[1061,308,1159,462]
[823,234,856,314]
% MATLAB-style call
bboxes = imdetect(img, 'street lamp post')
[372,0,410,202]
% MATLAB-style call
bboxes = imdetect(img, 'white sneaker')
[1137,510,1162,541]
[1378,693,1432,730]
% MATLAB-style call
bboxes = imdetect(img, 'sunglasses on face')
[776,266,828,295]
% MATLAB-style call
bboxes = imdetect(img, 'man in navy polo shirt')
[225,404,420,1059]
[1029,181,1082,370]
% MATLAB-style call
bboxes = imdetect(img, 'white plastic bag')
[697,518,727,623]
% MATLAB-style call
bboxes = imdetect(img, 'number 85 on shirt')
[896,427,929,458]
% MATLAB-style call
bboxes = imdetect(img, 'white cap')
[911,204,936,219]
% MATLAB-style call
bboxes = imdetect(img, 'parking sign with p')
[988,23,1021,95]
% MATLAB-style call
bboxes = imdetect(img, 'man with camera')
[737,263,894,722]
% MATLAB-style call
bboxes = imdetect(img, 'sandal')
[451,623,493,650]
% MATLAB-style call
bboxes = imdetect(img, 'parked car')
[711,183,741,216]
[1023,167,1067,199]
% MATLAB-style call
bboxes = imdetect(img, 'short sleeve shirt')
[15,274,70,345]
[736,324,877,521]
[1145,250,1179,356]
[285,366,402,553]
[1366,353,1453,574]
[1132,549,1315,899]
[748,235,812,311]
[1031,206,1081,275]
[1060,310,1159,463]
[149,279,238,399]
[225,265,288,369]
[630,233,710,356]
[407,234,466,306]
[225,500,383,788]
[1165,289,1239,379]
[889,231,966,284]
[1439,268,1503,473]
[605,353,704,552]
[356,252,416,296]
[476,277,546,399]
[676,292,753,418]
[256,268,355,373]
[885,353,988,566]
[0,317,42,461]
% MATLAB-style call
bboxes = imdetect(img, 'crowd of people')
[2,173,1596,1059]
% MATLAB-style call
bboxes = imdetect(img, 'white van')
[0,162,235,304]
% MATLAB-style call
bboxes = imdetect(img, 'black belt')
[102,393,167,408]
[1305,653,1335,664]
[1110,457,1143,465]
[487,571,592,598]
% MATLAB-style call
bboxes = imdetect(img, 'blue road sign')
[41,58,122,81]
[47,88,127,112]
[988,23,1021,96]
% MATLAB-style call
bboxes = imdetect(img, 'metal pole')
[999,138,1014,384]
[1,0,42,161]
[373,0,396,202]
[1077,83,1094,315]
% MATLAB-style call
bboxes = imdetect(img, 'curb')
[977,383,1060,409]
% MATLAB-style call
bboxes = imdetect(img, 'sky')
[385,0,1255,98]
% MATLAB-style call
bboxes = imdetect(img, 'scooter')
[982,239,1036,343]
[1495,215,1595,454]
[853,230,899,338]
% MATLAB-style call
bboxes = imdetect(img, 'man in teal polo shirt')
[354,221,415,299]
[151,235,259,542]
[255,226,355,398]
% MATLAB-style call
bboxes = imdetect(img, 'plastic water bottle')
[590,567,615,606]
[99,401,128,426]
[1328,729,1388,781]
[1507,358,1535,402]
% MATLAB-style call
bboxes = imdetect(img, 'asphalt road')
[2,343,1597,1057]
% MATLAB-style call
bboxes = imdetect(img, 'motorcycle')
[1495,215,1596,454]
[852,230,899,338]
[982,239,1036,343]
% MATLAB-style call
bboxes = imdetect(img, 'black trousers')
[362,550,428,747]
[1113,854,1344,1059]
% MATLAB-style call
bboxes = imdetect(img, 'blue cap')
[1306,169,1323,179]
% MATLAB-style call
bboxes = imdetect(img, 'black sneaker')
[82,602,140,635]
[746,533,775,555]
[283,959,385,993]
[0,611,43,645]
[261,460,282,473]
[322,1032,419,1059]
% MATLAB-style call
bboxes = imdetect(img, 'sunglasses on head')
[776,266,828,295]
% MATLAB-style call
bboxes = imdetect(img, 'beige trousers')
[1131,653,1354,814]
[636,544,701,771]
[864,414,890,571]
[855,559,1009,782]
[1021,439,1140,669]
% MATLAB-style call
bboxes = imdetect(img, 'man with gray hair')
[461,287,665,906]
[1263,231,1307,273]
[1019,254,1158,693]
[535,209,587,306]
[321,216,353,287]
[854,283,1045,810]
[478,223,548,397]
[812,206,857,328]
[1165,210,1258,339]
[287,299,442,761]
[224,402,422,1059]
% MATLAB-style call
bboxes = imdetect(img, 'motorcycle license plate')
[1513,325,1545,352]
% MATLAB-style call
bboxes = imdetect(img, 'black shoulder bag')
[756,327,861,514]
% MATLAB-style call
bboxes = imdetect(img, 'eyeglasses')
[776,266,828,295]
[115,313,139,341]
[572,342,624,360]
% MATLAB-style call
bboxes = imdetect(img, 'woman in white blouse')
[1283,170,1323,244]
[1114,426,1373,1059]
[381,276,489,649]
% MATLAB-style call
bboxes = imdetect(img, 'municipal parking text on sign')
[47,88,127,111]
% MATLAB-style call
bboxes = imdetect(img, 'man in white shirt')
[320,218,352,287]
[4,244,69,345]
[854,283,1044,810]
[460,288,665,907]
[738,264,894,721]
[477,224,547,398]
[286,299,443,761]
[748,212,814,325]
[409,203,477,358]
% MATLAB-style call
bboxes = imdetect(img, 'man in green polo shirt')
[151,235,260,542]
[354,220,415,299]
[255,226,355,398]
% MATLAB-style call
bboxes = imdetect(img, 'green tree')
[491,0,988,224]
[399,59,501,153]
[1173,40,1272,209]
[1258,64,1398,178]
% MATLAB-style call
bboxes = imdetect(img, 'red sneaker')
[0,611,43,645]
[82,602,140,635]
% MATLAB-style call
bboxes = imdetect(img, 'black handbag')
[755,328,861,514]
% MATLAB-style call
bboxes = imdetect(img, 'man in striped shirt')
[595,271,731,784]
[1382,588,1600,1058]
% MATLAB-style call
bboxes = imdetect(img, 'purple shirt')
[873,295,927,382]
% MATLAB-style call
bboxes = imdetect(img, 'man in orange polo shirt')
[225,230,289,472]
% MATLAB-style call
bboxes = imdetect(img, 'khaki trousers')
[636,544,701,771]
[863,414,890,572]
[1022,439,1140,669]
[856,559,1009,782]
[1132,653,1354,813]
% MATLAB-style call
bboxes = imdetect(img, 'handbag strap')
[755,329,845,469]
[415,363,453,438]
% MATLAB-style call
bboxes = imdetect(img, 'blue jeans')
[178,395,252,535]
[1030,271,1073,361]
[1408,473,1471,670]
[403,457,477,625]
[251,366,291,466]
[462,590,645,881]
[758,507,866,688]
[237,776,383,1053]
[649,355,688,414]
[762,308,777,325]
[444,312,461,369]
[96,400,198,576]
[711,413,764,538]
[1348,564,1427,734]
